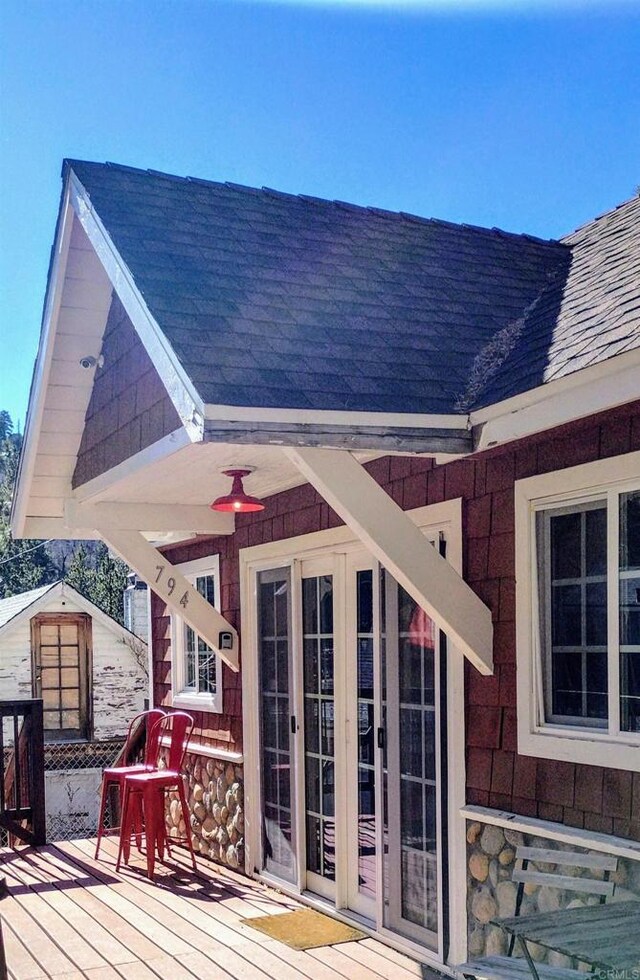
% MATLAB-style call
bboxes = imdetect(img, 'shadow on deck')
[0,837,443,980]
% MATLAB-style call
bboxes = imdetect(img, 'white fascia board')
[205,403,470,429]
[67,170,204,442]
[11,191,76,538]
[66,500,234,535]
[471,348,640,450]
[21,518,99,540]
[284,446,493,675]
[100,529,239,671]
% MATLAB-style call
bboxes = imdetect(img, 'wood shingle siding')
[72,294,181,488]
[153,398,640,836]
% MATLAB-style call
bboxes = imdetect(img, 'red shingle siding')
[150,399,640,837]
[73,294,181,488]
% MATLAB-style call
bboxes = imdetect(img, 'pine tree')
[0,417,57,597]
[0,408,130,615]
[66,542,128,625]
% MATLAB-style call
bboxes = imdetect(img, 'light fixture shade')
[210,469,265,513]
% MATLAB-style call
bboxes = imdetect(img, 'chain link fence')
[1,738,125,846]
[43,739,125,842]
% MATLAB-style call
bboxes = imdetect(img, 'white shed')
[0,581,148,840]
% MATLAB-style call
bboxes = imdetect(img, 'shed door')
[31,614,91,741]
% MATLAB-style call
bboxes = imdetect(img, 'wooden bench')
[456,844,617,980]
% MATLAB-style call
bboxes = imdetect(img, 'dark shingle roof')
[65,160,639,415]
[468,194,640,407]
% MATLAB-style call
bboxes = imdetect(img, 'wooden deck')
[0,837,442,980]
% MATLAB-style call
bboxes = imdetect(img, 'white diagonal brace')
[101,528,239,672]
[284,447,493,675]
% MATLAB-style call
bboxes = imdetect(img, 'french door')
[254,545,446,953]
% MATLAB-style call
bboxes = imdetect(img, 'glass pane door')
[352,567,377,916]
[383,574,442,951]
[301,572,336,898]
[257,567,296,882]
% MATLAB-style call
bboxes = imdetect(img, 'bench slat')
[511,869,614,895]
[516,847,617,872]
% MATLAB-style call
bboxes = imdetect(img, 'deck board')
[0,840,440,980]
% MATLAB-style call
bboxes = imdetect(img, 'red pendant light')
[210,468,265,513]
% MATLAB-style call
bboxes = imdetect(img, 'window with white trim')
[172,555,222,712]
[515,452,640,770]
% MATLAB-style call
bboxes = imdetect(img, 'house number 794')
[155,564,189,608]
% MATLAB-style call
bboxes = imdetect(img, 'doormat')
[241,908,366,949]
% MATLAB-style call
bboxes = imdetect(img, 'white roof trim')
[11,192,76,538]
[471,347,640,450]
[0,581,147,645]
[204,404,470,429]
[68,170,204,442]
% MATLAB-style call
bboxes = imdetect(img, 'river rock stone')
[496,881,517,917]
[469,852,489,881]
[467,928,485,957]
[498,847,515,867]
[471,886,497,924]
[485,926,506,956]
[467,822,482,845]
[480,824,505,856]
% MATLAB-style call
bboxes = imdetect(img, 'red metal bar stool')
[95,707,166,858]
[116,711,196,880]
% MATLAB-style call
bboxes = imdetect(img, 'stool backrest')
[144,708,168,766]
[150,711,193,773]
[121,708,166,767]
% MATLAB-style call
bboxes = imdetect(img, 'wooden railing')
[0,699,46,846]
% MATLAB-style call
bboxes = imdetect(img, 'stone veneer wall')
[466,818,640,966]
[164,752,244,870]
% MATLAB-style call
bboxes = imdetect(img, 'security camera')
[79,355,97,369]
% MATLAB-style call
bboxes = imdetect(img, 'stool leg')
[116,781,132,872]
[143,785,158,880]
[177,780,197,871]
[94,775,111,859]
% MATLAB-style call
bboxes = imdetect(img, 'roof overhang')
[471,347,640,450]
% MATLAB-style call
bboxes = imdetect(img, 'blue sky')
[1,0,639,429]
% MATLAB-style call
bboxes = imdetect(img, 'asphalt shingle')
[65,160,639,415]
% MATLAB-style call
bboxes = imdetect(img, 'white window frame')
[171,554,222,713]
[515,450,640,772]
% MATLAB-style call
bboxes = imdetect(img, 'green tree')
[66,542,128,625]
[0,415,57,597]
[0,408,129,615]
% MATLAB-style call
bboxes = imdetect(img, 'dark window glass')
[586,582,607,646]
[552,585,582,645]
[551,511,581,579]
[357,570,373,633]
[585,508,607,575]
[543,504,608,724]
[620,492,640,571]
